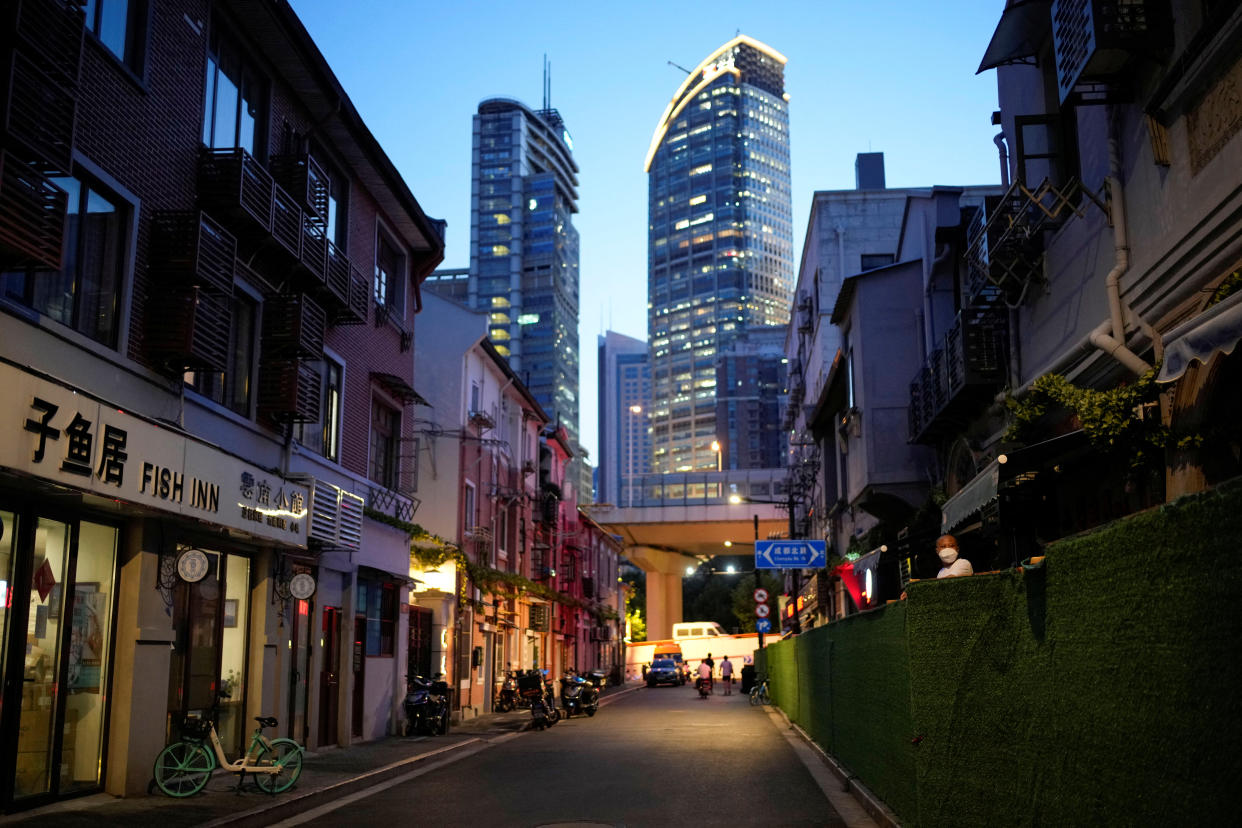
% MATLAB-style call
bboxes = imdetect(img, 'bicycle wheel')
[153,741,214,797]
[758,684,770,705]
[255,738,304,793]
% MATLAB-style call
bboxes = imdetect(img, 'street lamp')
[729,491,802,636]
[627,405,643,508]
[710,440,722,472]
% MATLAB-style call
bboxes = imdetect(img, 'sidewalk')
[2,681,642,827]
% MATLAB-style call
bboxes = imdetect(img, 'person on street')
[720,655,734,694]
[696,659,712,694]
[702,652,714,673]
[936,534,973,579]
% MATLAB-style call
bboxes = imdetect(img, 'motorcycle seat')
[255,716,279,728]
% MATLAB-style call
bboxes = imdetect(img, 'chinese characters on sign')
[3,363,308,548]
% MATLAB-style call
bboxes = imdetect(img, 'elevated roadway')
[588,470,788,640]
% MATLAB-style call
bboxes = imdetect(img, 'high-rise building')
[714,326,789,470]
[597,331,651,506]
[428,97,581,451]
[645,35,794,473]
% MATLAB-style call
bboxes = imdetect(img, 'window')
[294,357,343,460]
[369,400,399,488]
[1,173,126,348]
[85,0,146,71]
[374,231,405,316]
[360,578,396,657]
[463,482,476,538]
[202,26,265,156]
[186,292,257,415]
[496,506,509,562]
[310,144,349,249]
[860,253,894,271]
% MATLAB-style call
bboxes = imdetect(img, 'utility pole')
[753,514,763,649]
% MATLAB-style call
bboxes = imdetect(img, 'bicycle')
[153,694,304,797]
[749,676,770,706]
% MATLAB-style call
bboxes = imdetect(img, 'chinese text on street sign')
[754,540,827,569]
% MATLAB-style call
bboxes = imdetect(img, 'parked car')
[646,658,682,687]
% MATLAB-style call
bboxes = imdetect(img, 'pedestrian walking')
[720,655,734,694]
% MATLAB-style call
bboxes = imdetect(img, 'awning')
[941,461,1000,532]
[371,372,430,406]
[1156,291,1242,383]
[977,0,1052,74]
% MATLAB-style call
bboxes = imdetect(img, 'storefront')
[0,362,308,808]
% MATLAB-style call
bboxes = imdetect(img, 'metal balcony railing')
[908,311,1008,444]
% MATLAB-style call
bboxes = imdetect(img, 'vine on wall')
[1004,369,1200,467]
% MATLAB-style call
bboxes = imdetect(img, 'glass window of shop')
[0,510,119,802]
[165,547,250,758]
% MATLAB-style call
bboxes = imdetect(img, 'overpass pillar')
[645,571,683,642]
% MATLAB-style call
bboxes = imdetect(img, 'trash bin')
[740,664,755,694]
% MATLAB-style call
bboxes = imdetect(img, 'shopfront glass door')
[14,518,70,799]
[61,521,118,793]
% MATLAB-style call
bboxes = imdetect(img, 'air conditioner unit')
[1052,0,1172,104]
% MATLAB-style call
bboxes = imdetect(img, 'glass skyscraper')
[433,98,581,450]
[645,35,793,473]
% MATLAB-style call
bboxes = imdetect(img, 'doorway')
[407,607,433,679]
[0,510,119,806]
[351,615,365,737]
[318,606,340,748]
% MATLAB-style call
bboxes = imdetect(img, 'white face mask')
[937,547,959,565]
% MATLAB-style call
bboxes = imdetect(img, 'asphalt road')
[286,682,852,827]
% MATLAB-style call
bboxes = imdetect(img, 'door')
[318,606,340,747]
[406,607,432,679]
[287,595,313,744]
[351,615,365,737]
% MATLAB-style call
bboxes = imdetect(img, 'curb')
[201,738,482,828]
[772,707,902,828]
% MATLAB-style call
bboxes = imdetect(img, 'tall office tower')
[645,35,794,473]
[714,326,789,470]
[428,98,581,454]
[597,331,652,506]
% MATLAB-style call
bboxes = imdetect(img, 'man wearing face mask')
[935,534,973,578]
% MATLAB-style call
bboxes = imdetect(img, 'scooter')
[696,674,713,698]
[404,674,451,735]
[494,671,518,713]
[518,670,558,730]
[560,670,600,718]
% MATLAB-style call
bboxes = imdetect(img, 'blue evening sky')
[290,0,1005,460]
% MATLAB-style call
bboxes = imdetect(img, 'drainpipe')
[1085,149,1154,376]
[926,243,952,356]
[994,133,1010,188]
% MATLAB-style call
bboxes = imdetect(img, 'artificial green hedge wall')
[759,479,1242,827]
[760,604,917,822]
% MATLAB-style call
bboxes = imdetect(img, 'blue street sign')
[754,539,828,569]
[755,618,772,633]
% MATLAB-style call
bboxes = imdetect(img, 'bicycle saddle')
[255,716,279,728]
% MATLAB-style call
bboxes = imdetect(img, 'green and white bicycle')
[153,694,304,797]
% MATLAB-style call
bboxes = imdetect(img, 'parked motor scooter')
[494,671,518,713]
[404,674,451,735]
[518,670,557,730]
[560,670,597,718]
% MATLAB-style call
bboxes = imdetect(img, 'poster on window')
[68,584,106,692]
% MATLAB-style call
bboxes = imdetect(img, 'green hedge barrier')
[758,479,1242,827]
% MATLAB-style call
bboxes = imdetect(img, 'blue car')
[646,658,682,687]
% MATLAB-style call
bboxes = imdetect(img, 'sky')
[289,0,1007,461]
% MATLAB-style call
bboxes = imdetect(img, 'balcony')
[0,150,68,270]
[258,360,320,423]
[330,263,369,325]
[144,286,230,374]
[148,211,236,296]
[269,151,329,221]
[324,239,351,308]
[261,292,325,360]
[2,50,77,172]
[296,215,327,285]
[908,311,1008,444]
[10,0,85,90]
[965,178,1106,307]
[268,182,302,263]
[197,148,274,241]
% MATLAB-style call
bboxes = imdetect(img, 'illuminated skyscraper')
[428,98,580,452]
[645,36,793,473]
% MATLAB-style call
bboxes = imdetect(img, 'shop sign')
[289,572,316,600]
[2,364,308,548]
